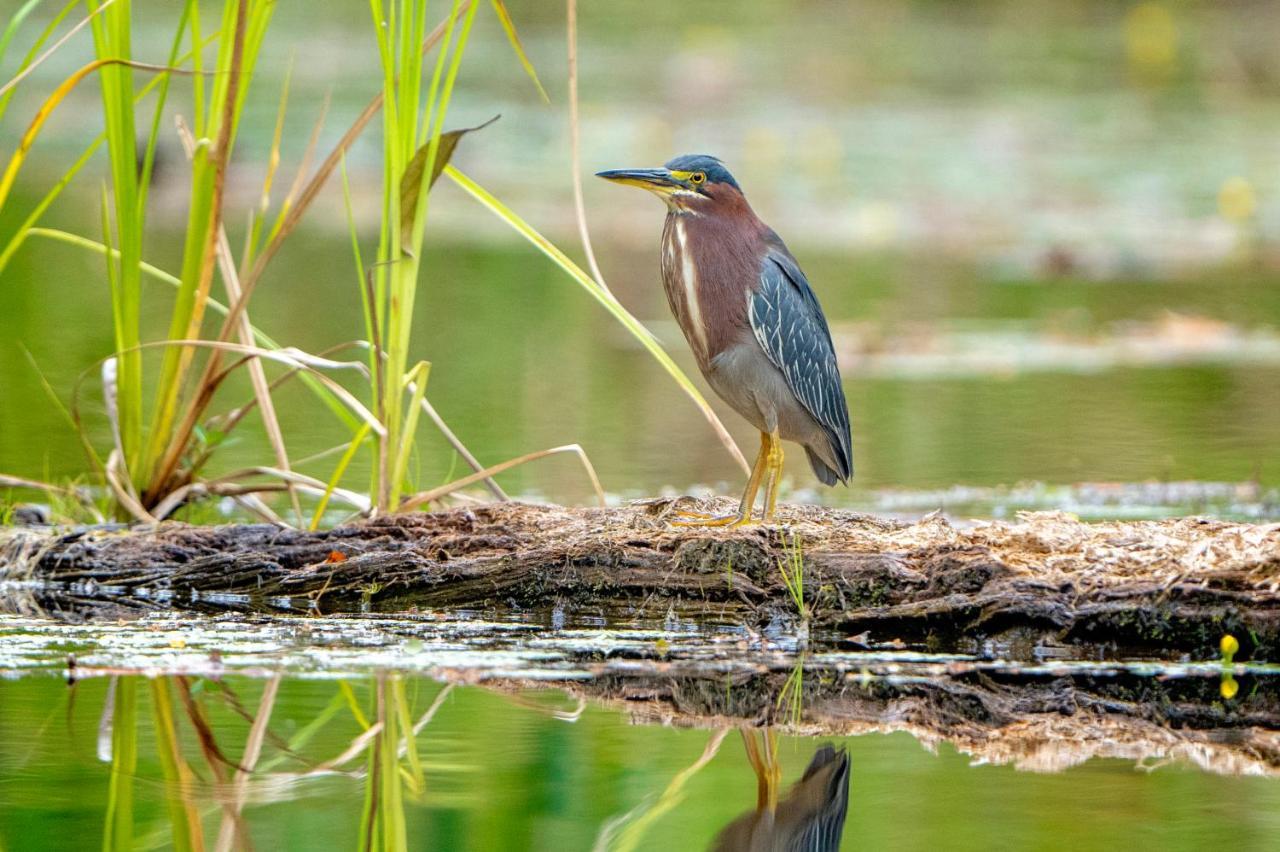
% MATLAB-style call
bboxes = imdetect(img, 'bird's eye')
[690,172,706,185]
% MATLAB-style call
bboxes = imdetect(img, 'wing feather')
[749,248,853,481]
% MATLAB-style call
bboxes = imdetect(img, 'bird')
[711,733,852,852]
[597,154,852,525]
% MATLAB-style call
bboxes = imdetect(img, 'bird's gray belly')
[705,340,828,447]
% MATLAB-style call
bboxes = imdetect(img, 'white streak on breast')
[676,221,708,357]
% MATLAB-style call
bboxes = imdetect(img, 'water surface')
[2,611,1279,851]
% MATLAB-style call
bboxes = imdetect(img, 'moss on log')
[3,500,1278,658]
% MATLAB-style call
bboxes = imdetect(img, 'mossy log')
[3,500,1278,658]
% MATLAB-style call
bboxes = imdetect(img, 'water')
[1,612,1279,851]
[3,2,1280,847]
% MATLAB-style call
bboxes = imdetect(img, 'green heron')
[712,731,851,852]
[598,155,852,525]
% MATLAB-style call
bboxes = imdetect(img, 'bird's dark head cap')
[662,154,740,191]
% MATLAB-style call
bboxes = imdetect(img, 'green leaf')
[398,114,498,253]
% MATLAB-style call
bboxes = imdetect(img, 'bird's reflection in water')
[711,729,850,852]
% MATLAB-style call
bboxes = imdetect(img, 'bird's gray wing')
[748,247,853,481]
[784,747,851,852]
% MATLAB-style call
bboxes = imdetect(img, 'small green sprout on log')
[778,533,809,620]
[775,657,805,727]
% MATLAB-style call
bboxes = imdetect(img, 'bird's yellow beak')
[596,167,691,197]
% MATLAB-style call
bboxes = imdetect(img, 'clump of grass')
[775,657,805,727]
[778,533,809,620]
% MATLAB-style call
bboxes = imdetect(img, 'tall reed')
[364,0,471,511]
[141,0,275,504]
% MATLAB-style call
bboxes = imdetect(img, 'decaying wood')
[3,500,1279,657]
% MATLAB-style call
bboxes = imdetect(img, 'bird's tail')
[805,444,851,486]
[797,745,851,851]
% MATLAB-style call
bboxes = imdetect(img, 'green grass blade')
[0,0,45,70]
[0,31,213,277]
[88,0,145,478]
[602,729,729,852]
[0,133,103,275]
[379,679,407,852]
[311,422,372,531]
[340,680,372,730]
[390,361,430,504]
[20,344,106,477]
[135,1,193,221]
[0,0,80,124]
[391,677,423,796]
[340,153,374,368]
[244,56,293,270]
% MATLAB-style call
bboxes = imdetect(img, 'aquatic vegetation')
[775,658,805,727]
[777,532,809,620]
[72,667,459,851]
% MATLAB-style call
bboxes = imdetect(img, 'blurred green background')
[2,0,1279,513]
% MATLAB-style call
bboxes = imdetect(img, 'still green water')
[0,675,1274,852]
[0,610,1277,852]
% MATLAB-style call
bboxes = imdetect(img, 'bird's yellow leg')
[763,728,781,813]
[761,430,784,523]
[740,728,781,815]
[672,432,769,527]
[740,729,769,813]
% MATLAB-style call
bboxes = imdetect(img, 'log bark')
[3,499,1278,658]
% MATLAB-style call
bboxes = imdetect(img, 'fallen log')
[3,499,1278,658]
